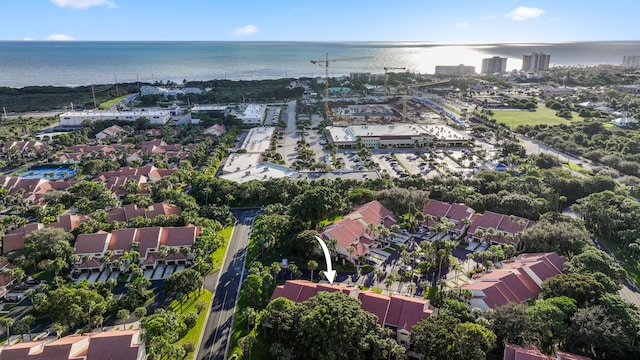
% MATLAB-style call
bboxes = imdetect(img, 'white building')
[60,110,171,126]
[240,104,267,124]
[140,85,203,98]
[240,126,275,153]
[612,117,638,127]
[435,64,475,75]
[219,162,296,184]
[325,124,469,149]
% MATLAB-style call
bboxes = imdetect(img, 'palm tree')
[169,247,180,265]
[159,245,169,265]
[0,317,14,344]
[347,245,355,264]
[407,282,416,297]
[307,260,318,281]
[383,274,397,295]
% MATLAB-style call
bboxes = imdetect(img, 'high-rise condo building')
[623,56,640,67]
[522,52,550,72]
[481,56,508,74]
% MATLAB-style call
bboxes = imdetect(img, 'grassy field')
[491,107,583,128]
[210,226,234,274]
[169,289,213,359]
[98,94,132,110]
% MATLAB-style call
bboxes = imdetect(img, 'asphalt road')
[197,209,258,360]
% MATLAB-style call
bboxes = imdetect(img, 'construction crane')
[383,67,406,97]
[402,79,450,122]
[311,53,373,114]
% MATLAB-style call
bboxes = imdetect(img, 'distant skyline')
[1,0,639,42]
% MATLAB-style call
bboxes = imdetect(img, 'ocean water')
[0,41,639,88]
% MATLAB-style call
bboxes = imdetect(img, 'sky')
[1,0,638,42]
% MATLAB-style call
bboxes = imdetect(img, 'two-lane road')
[198,209,258,360]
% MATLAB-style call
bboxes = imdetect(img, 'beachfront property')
[454,252,566,311]
[434,64,475,76]
[270,280,433,348]
[141,85,203,98]
[522,52,551,72]
[59,109,171,126]
[325,124,469,149]
[481,56,508,74]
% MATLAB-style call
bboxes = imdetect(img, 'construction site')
[310,54,463,128]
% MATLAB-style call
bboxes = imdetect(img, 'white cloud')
[231,25,259,37]
[46,33,75,41]
[456,22,470,29]
[50,0,116,10]
[481,14,498,20]
[505,6,544,21]
[23,37,36,41]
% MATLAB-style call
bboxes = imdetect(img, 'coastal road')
[197,209,258,360]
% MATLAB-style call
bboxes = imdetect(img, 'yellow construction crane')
[311,53,373,114]
[383,67,406,97]
[402,79,450,122]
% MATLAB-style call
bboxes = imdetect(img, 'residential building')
[321,200,396,264]
[95,125,127,140]
[59,109,171,127]
[422,199,475,237]
[435,64,475,75]
[2,222,44,254]
[107,202,182,223]
[203,124,226,137]
[504,344,591,360]
[522,52,550,72]
[0,259,17,299]
[455,252,566,311]
[481,56,508,74]
[611,117,638,127]
[1,140,47,157]
[0,329,146,360]
[73,225,202,273]
[466,211,535,246]
[270,280,433,347]
[622,55,640,67]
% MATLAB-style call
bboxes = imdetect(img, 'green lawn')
[169,289,213,359]
[318,215,343,227]
[491,107,583,128]
[98,94,132,109]
[210,226,234,274]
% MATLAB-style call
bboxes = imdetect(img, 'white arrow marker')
[315,236,336,284]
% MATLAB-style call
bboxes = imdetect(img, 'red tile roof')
[0,330,144,360]
[271,280,432,331]
[423,200,475,230]
[2,222,44,253]
[49,214,91,232]
[503,344,591,360]
[85,330,144,360]
[457,253,566,310]
[321,201,395,258]
[75,231,110,255]
[107,202,182,223]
